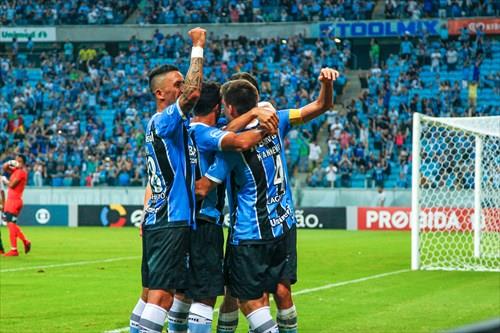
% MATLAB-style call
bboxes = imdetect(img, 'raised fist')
[188,27,207,48]
[318,68,340,83]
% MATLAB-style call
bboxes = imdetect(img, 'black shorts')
[227,226,297,301]
[141,226,190,291]
[186,220,225,300]
[2,212,18,223]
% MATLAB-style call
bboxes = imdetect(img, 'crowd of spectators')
[385,0,498,19]
[0,31,349,187]
[306,30,499,189]
[137,0,375,24]
[2,1,498,26]
[0,0,135,25]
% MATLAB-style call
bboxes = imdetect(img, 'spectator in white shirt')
[324,162,338,188]
[308,140,322,170]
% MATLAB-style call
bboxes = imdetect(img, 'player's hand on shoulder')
[188,27,207,48]
[319,68,340,83]
[252,106,278,135]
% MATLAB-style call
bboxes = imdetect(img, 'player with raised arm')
[2,155,31,257]
[128,27,206,333]
[197,68,338,333]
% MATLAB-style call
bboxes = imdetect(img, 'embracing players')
[197,67,338,333]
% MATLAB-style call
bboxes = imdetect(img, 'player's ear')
[228,105,238,119]
[154,88,164,101]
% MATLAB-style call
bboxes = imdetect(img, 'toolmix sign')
[319,19,442,38]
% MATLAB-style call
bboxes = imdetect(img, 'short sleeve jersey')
[206,109,302,245]
[143,100,197,230]
[189,122,230,225]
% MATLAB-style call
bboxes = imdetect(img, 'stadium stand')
[0,20,498,189]
[0,32,349,187]
[0,0,136,25]
[384,0,498,19]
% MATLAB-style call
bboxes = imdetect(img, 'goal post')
[411,113,500,272]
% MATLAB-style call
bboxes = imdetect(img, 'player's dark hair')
[193,81,221,116]
[222,79,258,115]
[17,154,26,164]
[148,64,180,93]
[230,72,260,93]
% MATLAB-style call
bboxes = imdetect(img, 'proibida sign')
[357,207,493,231]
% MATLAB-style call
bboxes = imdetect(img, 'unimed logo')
[358,207,475,231]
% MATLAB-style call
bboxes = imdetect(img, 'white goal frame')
[411,113,500,272]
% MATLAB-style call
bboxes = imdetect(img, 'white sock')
[187,302,213,333]
[130,298,146,333]
[216,309,239,333]
[139,303,167,333]
[168,298,191,333]
[277,305,297,333]
[246,306,278,333]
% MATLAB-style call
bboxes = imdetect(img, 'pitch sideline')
[103,269,410,333]
[0,256,141,273]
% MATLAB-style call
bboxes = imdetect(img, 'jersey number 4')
[273,155,285,194]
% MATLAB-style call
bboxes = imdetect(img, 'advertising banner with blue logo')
[78,205,143,227]
[319,19,442,38]
[15,205,69,226]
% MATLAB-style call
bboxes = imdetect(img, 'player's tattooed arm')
[299,68,338,123]
[178,28,206,115]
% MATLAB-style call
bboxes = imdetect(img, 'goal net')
[411,114,500,272]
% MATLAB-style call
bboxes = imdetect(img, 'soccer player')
[129,27,206,333]
[0,168,6,254]
[181,81,278,333]
[2,155,31,257]
[197,68,338,333]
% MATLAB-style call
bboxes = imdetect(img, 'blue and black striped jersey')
[189,122,230,226]
[143,100,197,230]
[206,109,302,245]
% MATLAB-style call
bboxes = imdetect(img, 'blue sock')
[130,298,146,333]
[187,302,213,333]
[277,305,298,333]
[168,298,190,333]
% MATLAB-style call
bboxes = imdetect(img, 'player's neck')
[192,114,216,127]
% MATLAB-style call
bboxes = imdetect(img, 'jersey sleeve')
[196,126,231,152]
[278,108,303,137]
[205,152,234,184]
[154,99,186,138]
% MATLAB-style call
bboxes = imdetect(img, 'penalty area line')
[103,268,410,333]
[0,256,141,273]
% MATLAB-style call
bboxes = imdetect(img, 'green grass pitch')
[0,227,499,332]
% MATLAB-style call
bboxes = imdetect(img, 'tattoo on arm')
[179,57,203,114]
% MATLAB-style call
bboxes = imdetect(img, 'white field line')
[103,269,410,333]
[0,256,140,273]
